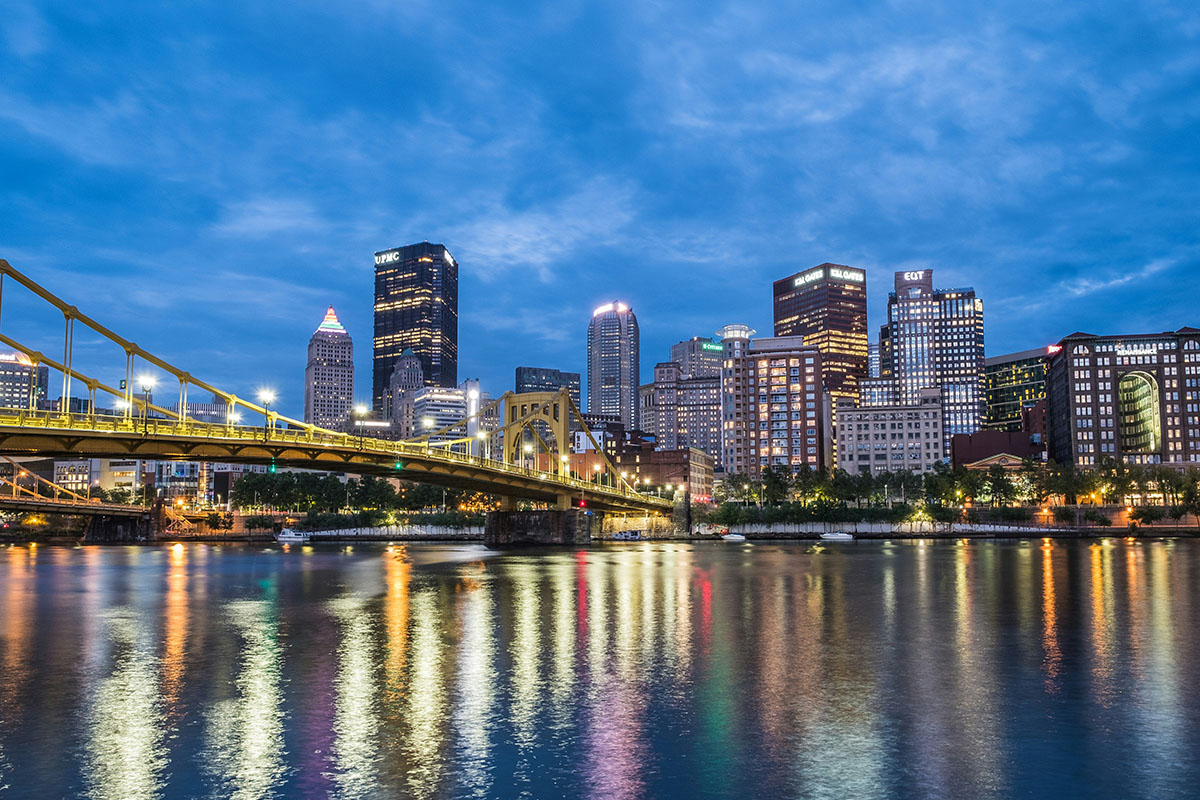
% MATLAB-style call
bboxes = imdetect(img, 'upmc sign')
[375,251,401,266]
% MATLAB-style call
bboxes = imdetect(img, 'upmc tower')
[772,263,868,402]
[373,242,459,412]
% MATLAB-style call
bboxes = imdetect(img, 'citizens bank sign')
[375,251,401,266]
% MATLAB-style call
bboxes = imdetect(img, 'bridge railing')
[0,408,666,506]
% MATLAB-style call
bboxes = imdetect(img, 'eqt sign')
[903,270,925,281]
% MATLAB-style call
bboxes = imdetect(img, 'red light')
[579,499,587,508]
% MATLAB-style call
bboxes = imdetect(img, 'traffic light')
[269,459,276,474]
[394,460,403,470]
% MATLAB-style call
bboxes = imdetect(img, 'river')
[0,539,1197,799]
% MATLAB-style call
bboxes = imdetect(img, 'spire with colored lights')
[316,305,348,335]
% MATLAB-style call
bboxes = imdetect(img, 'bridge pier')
[484,508,594,547]
[83,513,155,543]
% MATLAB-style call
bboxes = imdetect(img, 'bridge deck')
[0,410,672,514]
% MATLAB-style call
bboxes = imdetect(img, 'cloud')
[445,178,637,282]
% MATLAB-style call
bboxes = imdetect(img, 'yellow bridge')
[0,259,671,517]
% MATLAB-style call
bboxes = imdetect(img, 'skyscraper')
[0,352,49,411]
[373,242,459,411]
[304,306,354,429]
[773,263,868,402]
[880,269,985,452]
[514,367,582,407]
[984,348,1048,431]
[587,302,640,430]
[669,337,723,379]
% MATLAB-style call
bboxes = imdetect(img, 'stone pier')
[484,509,595,546]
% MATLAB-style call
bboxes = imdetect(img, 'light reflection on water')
[0,540,1199,798]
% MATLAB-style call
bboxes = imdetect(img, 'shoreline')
[4,527,1200,545]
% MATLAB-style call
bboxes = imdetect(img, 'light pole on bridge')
[138,375,156,435]
[257,389,276,442]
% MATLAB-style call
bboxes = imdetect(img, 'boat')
[611,530,643,541]
[276,528,310,545]
[721,533,747,542]
[820,531,854,541]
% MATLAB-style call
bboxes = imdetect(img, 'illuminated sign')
[794,266,864,287]
[903,270,926,281]
[793,268,825,287]
[593,302,630,316]
[701,343,723,352]
[1046,344,1062,355]
[1117,343,1159,356]
[375,251,401,266]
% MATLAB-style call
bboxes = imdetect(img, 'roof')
[314,306,348,336]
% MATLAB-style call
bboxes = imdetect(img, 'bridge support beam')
[484,509,593,547]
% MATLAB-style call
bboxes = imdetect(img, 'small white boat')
[820,531,854,541]
[611,530,643,541]
[721,533,747,542]
[276,528,309,545]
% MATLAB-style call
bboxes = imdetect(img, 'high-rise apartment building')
[304,306,354,429]
[868,343,881,379]
[388,349,425,438]
[1046,328,1200,468]
[515,367,581,407]
[879,269,985,453]
[587,302,639,430]
[984,348,1048,431]
[0,353,49,411]
[773,263,868,402]
[639,361,721,463]
[836,388,944,476]
[669,337,723,378]
[373,242,459,411]
[717,324,755,474]
[721,333,832,477]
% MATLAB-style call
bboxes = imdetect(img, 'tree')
[761,466,791,506]
[986,465,1016,507]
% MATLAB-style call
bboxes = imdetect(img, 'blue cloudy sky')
[2,1,1198,417]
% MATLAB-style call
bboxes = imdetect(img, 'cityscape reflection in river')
[0,539,1199,799]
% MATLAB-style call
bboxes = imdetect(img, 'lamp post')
[476,430,488,461]
[138,375,156,435]
[523,443,533,471]
[354,403,369,449]
[258,390,276,442]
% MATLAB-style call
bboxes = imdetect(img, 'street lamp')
[354,403,369,449]
[476,430,488,461]
[523,442,533,470]
[138,374,157,434]
[593,463,603,486]
[258,390,276,441]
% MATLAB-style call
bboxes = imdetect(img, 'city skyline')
[2,2,1198,419]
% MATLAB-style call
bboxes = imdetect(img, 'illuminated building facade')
[669,337,723,378]
[721,333,833,477]
[773,263,868,402]
[304,306,354,429]
[1046,328,1200,468]
[0,352,49,410]
[983,348,1048,431]
[515,367,581,408]
[587,302,639,430]
[373,242,459,411]
[836,388,944,476]
[639,362,721,463]
[717,324,755,474]
[879,269,985,454]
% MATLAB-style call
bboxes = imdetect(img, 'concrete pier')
[484,509,594,546]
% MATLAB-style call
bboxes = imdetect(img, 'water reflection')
[0,540,1197,799]
[84,610,168,800]
[203,597,286,799]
